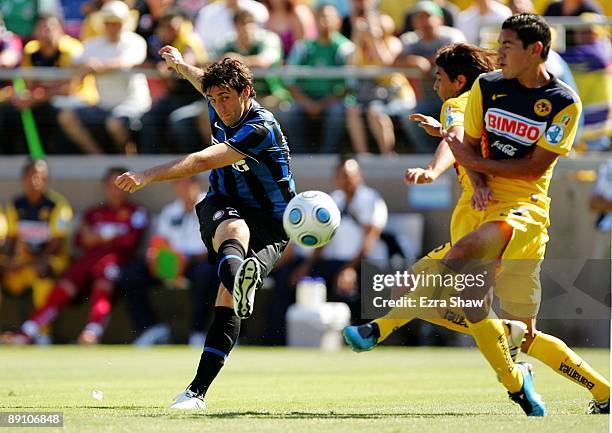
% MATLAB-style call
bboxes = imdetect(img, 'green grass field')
[0,346,609,433]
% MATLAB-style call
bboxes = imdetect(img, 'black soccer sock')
[216,239,246,293]
[188,307,241,397]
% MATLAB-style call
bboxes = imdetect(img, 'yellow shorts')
[422,198,549,318]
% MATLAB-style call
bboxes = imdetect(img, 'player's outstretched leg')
[171,303,240,410]
[520,328,610,414]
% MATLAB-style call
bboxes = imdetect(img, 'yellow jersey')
[464,70,582,210]
[440,91,472,194]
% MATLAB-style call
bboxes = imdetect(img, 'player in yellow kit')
[346,15,610,416]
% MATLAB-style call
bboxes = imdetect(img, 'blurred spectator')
[402,0,460,33]
[289,158,388,320]
[561,14,611,150]
[589,158,612,259]
[214,9,288,109]
[0,14,98,155]
[0,13,22,71]
[59,0,89,37]
[544,0,604,47]
[455,0,511,46]
[283,4,354,153]
[0,160,72,345]
[121,177,217,346]
[58,0,151,154]
[395,1,464,153]
[194,0,269,52]
[313,0,351,19]
[2,167,148,345]
[139,8,207,153]
[346,13,415,155]
[134,0,176,54]
[0,0,61,38]
[80,0,138,40]
[262,0,317,58]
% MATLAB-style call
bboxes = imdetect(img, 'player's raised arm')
[114,143,245,193]
[159,45,206,96]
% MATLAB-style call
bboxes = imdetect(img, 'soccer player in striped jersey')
[115,47,296,410]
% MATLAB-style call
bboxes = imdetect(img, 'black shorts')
[195,194,289,277]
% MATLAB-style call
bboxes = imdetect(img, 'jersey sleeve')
[440,97,465,131]
[49,201,73,238]
[536,100,582,156]
[5,201,18,237]
[225,121,271,161]
[463,78,485,139]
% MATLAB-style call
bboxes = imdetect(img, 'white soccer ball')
[283,191,341,248]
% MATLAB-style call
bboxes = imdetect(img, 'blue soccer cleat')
[342,323,379,352]
[508,362,547,416]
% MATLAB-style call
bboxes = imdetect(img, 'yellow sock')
[528,333,610,402]
[468,319,523,393]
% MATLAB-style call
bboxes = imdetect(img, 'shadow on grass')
[3,407,489,418]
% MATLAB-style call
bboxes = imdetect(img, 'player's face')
[23,165,49,195]
[498,29,532,79]
[206,86,250,126]
[433,66,459,101]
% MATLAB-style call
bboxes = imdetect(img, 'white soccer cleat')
[169,389,207,410]
[503,320,528,362]
[233,257,262,319]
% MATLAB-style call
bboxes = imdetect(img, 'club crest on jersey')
[485,108,547,145]
[534,99,552,116]
[213,210,224,221]
[545,123,564,145]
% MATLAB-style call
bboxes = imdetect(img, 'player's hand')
[159,45,184,72]
[115,171,151,193]
[336,266,358,295]
[409,113,442,137]
[471,183,493,211]
[404,167,436,184]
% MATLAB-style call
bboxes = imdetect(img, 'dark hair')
[159,7,189,25]
[22,159,47,177]
[233,9,255,24]
[501,13,551,60]
[435,43,498,93]
[200,58,256,98]
[103,166,129,182]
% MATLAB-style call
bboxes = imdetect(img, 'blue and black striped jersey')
[207,99,296,221]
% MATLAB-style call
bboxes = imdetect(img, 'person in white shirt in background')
[58,0,152,154]
[288,158,388,320]
[455,0,511,46]
[121,177,218,347]
[589,158,612,260]
[194,0,269,52]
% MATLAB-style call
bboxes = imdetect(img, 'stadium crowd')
[0,0,610,155]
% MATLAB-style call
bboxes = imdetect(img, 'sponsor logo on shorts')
[485,109,547,145]
[534,99,552,116]
[213,210,224,221]
[559,362,595,390]
[545,123,564,145]
[491,140,518,156]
